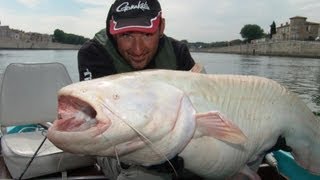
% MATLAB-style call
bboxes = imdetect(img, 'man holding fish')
[48,0,320,177]
[48,1,320,178]
[77,0,204,179]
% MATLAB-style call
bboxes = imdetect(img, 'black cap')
[109,0,162,35]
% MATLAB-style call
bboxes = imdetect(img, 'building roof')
[290,16,307,19]
[306,21,320,25]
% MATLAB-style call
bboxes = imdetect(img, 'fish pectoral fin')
[196,111,247,144]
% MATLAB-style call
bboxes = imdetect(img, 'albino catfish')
[47,70,320,179]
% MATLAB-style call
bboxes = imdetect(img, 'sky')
[0,0,320,43]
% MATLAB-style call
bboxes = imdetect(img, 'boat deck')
[0,155,105,179]
[0,156,288,180]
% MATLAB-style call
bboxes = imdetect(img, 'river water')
[1,50,320,113]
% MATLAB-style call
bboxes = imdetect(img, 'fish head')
[47,74,196,165]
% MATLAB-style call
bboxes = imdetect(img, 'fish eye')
[113,94,120,100]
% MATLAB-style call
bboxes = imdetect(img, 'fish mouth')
[48,95,110,154]
[55,95,99,132]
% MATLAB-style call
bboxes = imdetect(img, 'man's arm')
[171,39,207,73]
[77,40,116,81]
[171,39,196,71]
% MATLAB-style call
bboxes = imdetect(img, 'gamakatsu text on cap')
[116,1,150,12]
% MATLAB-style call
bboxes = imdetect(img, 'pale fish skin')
[47,70,320,179]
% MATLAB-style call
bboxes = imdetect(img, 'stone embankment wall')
[0,39,81,50]
[204,41,320,58]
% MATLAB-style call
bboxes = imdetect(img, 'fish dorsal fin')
[196,111,247,144]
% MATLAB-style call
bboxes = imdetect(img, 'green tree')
[53,29,89,45]
[53,29,65,42]
[270,21,276,38]
[240,24,264,42]
[229,39,242,46]
[180,40,188,44]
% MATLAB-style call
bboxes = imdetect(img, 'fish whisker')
[114,146,122,169]
[57,153,64,171]
[99,99,178,176]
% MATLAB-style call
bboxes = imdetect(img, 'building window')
[306,26,311,32]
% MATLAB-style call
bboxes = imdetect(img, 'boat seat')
[0,63,95,179]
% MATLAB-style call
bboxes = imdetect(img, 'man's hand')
[190,63,206,74]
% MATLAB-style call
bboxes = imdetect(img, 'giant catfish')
[47,70,320,179]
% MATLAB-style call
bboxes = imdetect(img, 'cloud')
[73,0,110,6]
[0,6,97,38]
[17,0,42,8]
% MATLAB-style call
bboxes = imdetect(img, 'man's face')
[113,20,165,70]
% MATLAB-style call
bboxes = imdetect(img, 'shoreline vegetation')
[191,40,320,59]
[0,27,86,50]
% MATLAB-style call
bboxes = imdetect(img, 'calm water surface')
[0,50,79,82]
[1,50,320,113]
